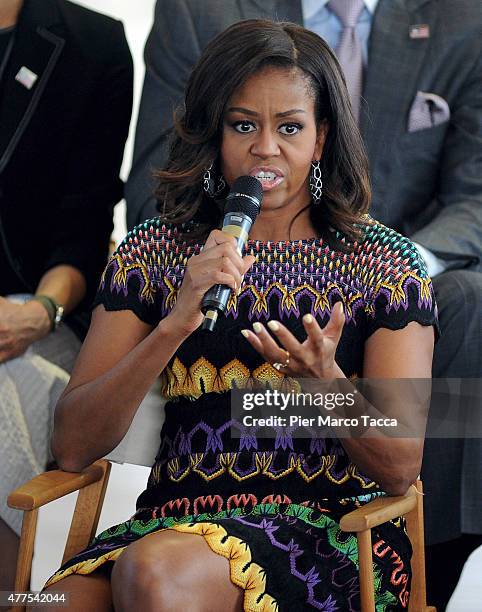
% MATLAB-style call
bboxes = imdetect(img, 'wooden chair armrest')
[7,461,107,511]
[340,485,417,532]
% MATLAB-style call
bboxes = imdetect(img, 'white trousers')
[0,296,81,535]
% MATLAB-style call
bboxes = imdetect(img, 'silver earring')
[309,161,323,204]
[203,161,227,198]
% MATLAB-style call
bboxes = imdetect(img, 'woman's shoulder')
[354,215,430,280]
[121,217,202,245]
[95,218,203,324]
[114,217,203,264]
[351,216,439,337]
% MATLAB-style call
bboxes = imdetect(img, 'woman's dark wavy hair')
[154,19,371,244]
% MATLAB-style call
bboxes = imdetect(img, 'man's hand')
[0,297,51,362]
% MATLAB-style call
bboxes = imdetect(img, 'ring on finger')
[272,349,290,371]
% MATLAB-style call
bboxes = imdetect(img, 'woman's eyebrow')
[226,107,307,117]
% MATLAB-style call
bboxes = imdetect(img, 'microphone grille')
[224,176,263,221]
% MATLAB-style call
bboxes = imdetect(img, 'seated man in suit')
[0,0,132,592]
[125,1,482,609]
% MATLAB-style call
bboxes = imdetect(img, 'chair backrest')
[105,379,166,466]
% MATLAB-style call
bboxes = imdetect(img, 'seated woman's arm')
[52,229,255,472]
[51,305,189,472]
[339,321,434,496]
[243,309,435,497]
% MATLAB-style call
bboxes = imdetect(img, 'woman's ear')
[313,120,329,161]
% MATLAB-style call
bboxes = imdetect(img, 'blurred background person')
[125,1,482,609]
[0,0,132,593]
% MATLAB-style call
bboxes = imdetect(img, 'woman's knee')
[111,531,242,612]
[34,573,113,612]
[112,534,193,610]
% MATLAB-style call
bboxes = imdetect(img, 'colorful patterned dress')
[46,215,438,611]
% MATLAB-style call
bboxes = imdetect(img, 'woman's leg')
[36,573,113,612]
[111,530,244,612]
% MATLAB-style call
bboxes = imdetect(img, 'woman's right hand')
[166,229,256,336]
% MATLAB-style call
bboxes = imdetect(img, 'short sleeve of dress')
[361,220,440,340]
[93,219,178,326]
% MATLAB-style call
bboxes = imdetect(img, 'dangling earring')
[309,160,323,204]
[203,161,227,198]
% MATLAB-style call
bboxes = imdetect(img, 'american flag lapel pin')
[15,66,38,90]
[409,24,430,39]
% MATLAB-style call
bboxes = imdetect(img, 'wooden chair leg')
[14,508,38,595]
[357,528,376,612]
[62,460,111,564]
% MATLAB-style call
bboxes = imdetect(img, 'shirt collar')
[302,0,379,22]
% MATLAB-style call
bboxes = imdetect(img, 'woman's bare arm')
[52,230,255,472]
[52,305,189,472]
[242,314,435,496]
[339,321,435,495]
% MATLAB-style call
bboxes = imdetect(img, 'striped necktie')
[327,0,365,122]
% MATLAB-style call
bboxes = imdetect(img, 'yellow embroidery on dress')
[189,357,222,395]
[159,356,301,399]
[165,450,359,485]
[163,275,177,309]
[220,360,251,389]
[250,285,270,315]
[375,270,430,308]
[111,254,155,303]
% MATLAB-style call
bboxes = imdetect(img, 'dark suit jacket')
[126,0,482,271]
[0,0,133,336]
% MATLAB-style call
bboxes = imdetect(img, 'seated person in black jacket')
[0,0,132,592]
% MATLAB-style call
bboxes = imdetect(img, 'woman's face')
[221,66,327,212]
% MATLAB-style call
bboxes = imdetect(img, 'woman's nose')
[250,129,280,158]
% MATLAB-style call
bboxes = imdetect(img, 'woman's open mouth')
[250,168,284,191]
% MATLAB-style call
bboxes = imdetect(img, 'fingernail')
[241,329,250,338]
[337,302,344,314]
[234,281,238,292]
[267,321,279,332]
[303,314,313,324]
[253,322,263,334]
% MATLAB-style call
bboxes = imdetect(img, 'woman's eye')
[233,121,256,133]
[279,123,302,135]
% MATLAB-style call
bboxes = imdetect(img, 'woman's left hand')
[241,302,345,379]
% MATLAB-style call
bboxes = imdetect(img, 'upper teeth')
[256,171,276,180]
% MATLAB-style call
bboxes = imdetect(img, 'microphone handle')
[201,211,253,331]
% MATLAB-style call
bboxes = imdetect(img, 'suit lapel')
[0,0,64,174]
[237,0,303,23]
[361,0,438,165]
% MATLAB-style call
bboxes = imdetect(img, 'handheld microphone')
[201,175,263,331]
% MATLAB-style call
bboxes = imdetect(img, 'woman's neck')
[0,0,23,29]
[249,206,319,242]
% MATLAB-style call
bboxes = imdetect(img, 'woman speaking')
[42,19,438,611]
